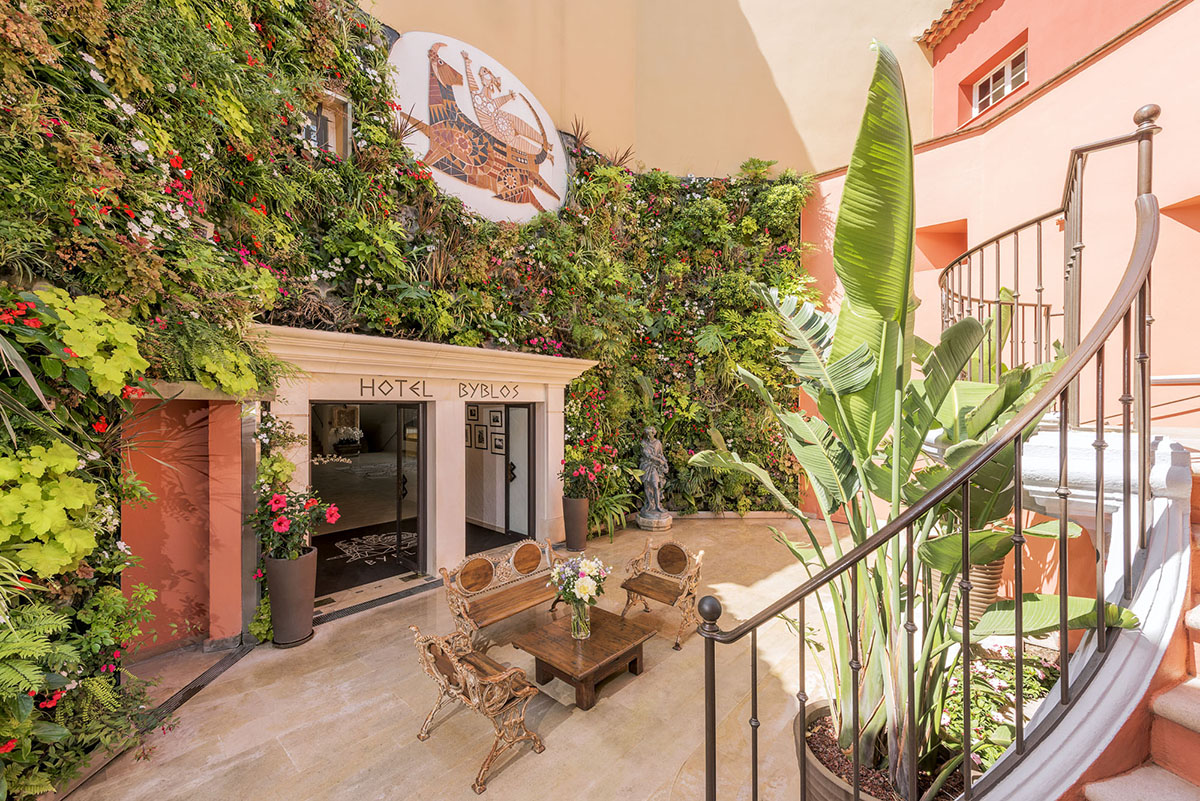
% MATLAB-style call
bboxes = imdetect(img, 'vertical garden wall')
[0,1,816,795]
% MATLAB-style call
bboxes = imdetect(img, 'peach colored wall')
[207,403,245,642]
[122,401,212,655]
[929,0,1167,135]
[806,0,1200,427]
[362,0,949,175]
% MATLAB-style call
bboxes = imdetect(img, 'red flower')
[325,506,340,525]
[22,318,41,329]
[303,498,318,510]
[169,155,183,169]
[0,739,16,754]
[122,384,146,399]
[268,493,287,512]
[272,516,291,533]
[92,416,108,433]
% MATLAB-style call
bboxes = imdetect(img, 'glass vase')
[571,601,591,640]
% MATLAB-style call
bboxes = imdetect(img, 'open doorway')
[465,403,534,554]
[309,402,425,597]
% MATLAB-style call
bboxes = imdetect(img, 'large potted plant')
[559,446,604,551]
[693,43,1135,800]
[250,487,339,647]
[249,412,339,648]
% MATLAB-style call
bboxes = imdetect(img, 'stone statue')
[637,426,672,531]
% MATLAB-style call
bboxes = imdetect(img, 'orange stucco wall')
[806,0,1200,427]
[121,399,247,656]
[122,400,213,655]
[929,0,1166,135]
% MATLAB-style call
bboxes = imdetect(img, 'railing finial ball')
[698,595,723,624]
[1134,104,1161,127]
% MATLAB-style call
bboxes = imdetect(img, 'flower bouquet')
[549,555,611,640]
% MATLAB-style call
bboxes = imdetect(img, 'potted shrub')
[249,487,339,647]
[559,448,598,551]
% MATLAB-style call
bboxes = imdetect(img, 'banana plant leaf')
[918,521,1083,573]
[972,592,1138,638]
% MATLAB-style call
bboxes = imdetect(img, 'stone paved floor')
[72,517,838,801]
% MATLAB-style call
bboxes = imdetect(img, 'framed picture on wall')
[489,409,503,428]
[490,432,506,455]
[467,405,480,422]
[465,423,472,448]
[473,424,488,450]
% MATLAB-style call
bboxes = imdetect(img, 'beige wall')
[363,0,947,175]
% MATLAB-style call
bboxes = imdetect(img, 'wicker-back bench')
[440,539,562,636]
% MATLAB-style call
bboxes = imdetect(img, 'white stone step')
[1084,765,1200,801]
[1185,603,1200,633]
[1153,677,1200,733]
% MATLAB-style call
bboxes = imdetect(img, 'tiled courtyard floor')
[73,518,838,801]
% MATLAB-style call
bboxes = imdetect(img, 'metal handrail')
[698,105,1162,801]
[702,193,1158,646]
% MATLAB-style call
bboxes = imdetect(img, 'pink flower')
[325,506,341,524]
[272,516,291,533]
[268,493,287,512]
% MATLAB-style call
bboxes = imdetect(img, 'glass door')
[504,404,534,539]
[396,403,424,572]
[309,402,425,597]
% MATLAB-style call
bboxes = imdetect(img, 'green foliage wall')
[3,0,820,519]
[0,0,824,793]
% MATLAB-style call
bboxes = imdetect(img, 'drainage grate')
[140,642,256,730]
[313,575,441,626]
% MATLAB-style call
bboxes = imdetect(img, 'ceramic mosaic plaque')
[388,31,567,222]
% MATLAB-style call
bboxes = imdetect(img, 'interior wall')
[121,400,212,655]
[464,404,506,530]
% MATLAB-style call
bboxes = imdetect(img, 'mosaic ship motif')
[399,43,560,212]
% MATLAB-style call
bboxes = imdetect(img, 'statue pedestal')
[636,513,673,532]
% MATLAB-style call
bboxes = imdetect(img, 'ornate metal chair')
[619,538,704,650]
[410,625,544,794]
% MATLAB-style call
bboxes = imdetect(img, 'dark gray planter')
[794,700,885,801]
[563,496,589,551]
[264,547,316,648]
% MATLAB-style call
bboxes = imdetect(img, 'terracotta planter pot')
[793,700,885,801]
[264,547,317,647]
[940,558,1005,626]
[563,496,589,552]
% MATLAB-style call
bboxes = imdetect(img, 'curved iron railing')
[698,105,1162,801]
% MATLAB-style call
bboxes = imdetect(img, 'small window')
[973,48,1028,116]
[303,90,353,159]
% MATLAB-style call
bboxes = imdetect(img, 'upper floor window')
[303,90,353,160]
[973,48,1027,115]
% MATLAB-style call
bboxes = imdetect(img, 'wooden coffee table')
[513,606,656,710]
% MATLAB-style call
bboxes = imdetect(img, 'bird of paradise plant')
[691,43,1135,798]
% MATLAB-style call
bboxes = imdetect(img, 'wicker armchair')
[619,538,704,650]
[410,625,544,794]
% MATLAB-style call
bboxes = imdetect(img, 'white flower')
[131,139,150,153]
[121,102,137,116]
[89,69,106,83]
[166,83,177,93]
[575,576,597,601]
[80,52,97,66]
[116,541,132,555]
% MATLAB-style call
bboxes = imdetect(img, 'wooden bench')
[410,625,543,794]
[619,538,704,650]
[440,539,562,637]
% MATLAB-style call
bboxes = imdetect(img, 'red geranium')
[325,506,340,524]
[0,739,16,754]
[92,416,109,433]
[272,516,291,533]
